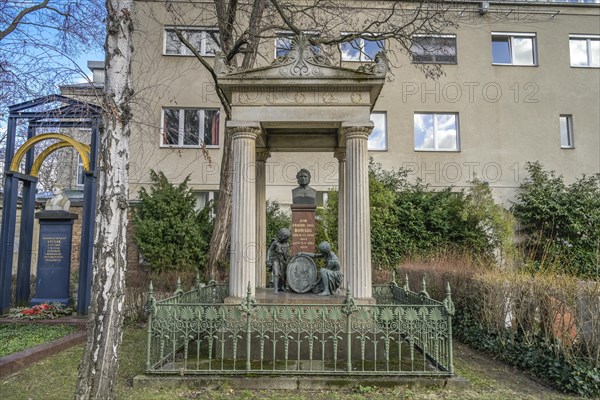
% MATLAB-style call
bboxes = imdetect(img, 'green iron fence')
[145,275,455,376]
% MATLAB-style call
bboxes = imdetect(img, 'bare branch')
[0,0,50,42]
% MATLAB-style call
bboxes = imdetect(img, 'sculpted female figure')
[298,241,342,296]
[45,183,70,211]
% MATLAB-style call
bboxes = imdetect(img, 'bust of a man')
[292,168,317,205]
[45,183,71,212]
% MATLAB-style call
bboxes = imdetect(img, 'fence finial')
[240,281,256,314]
[144,280,156,315]
[444,281,455,315]
[342,286,357,315]
[173,276,184,298]
[419,275,430,300]
[404,273,410,291]
[392,269,397,286]
[195,271,201,290]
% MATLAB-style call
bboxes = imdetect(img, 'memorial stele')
[218,34,387,303]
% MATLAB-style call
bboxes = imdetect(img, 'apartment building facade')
[86,1,600,208]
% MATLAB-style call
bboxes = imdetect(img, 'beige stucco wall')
[129,1,600,205]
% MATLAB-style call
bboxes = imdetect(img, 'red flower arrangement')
[8,303,73,320]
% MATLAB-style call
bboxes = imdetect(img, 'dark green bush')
[320,162,514,268]
[265,200,291,244]
[132,170,212,273]
[513,162,600,278]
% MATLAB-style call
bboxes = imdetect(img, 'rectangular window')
[411,34,457,64]
[560,115,574,148]
[414,113,459,151]
[162,108,220,147]
[76,155,84,187]
[164,28,220,56]
[369,112,387,151]
[492,33,537,66]
[340,35,384,62]
[569,35,600,68]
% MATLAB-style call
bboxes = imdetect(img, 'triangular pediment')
[216,35,388,105]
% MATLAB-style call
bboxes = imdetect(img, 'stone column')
[229,127,260,298]
[334,149,346,288]
[255,149,270,288]
[343,126,373,299]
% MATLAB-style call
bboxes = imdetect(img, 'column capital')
[256,149,271,162]
[334,149,346,162]
[341,126,373,141]
[229,126,261,140]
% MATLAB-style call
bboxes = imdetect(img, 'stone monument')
[290,168,317,255]
[30,184,77,306]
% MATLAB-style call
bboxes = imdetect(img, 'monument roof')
[217,35,388,105]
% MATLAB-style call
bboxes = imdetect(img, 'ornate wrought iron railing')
[144,274,455,377]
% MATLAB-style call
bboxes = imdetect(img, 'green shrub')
[513,162,600,278]
[320,162,514,268]
[132,170,212,273]
[265,200,291,243]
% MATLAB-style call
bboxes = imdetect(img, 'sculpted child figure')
[298,241,342,296]
[266,228,291,294]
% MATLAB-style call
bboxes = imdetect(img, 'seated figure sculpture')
[266,228,291,294]
[297,241,342,296]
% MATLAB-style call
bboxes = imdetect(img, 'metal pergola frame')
[0,94,101,315]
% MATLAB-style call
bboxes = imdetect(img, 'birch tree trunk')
[74,1,133,399]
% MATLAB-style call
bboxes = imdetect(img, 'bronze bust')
[292,168,316,205]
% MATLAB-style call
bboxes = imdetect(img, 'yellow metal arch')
[30,141,90,178]
[9,133,91,176]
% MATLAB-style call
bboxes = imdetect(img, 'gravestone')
[30,210,78,306]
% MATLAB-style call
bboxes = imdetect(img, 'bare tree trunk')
[74,1,133,399]
[206,0,266,280]
[207,127,233,281]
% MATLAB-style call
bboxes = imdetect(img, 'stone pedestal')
[30,211,78,306]
[290,204,316,255]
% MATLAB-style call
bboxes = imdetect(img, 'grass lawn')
[0,325,581,400]
[0,324,78,358]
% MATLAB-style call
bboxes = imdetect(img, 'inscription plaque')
[287,255,317,293]
[30,211,77,306]
[291,204,316,255]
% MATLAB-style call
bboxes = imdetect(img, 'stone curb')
[132,374,470,391]
[0,330,86,377]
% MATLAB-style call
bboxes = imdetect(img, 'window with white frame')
[411,34,457,64]
[414,113,459,151]
[569,35,600,68]
[164,28,220,56]
[369,112,387,151]
[76,155,85,187]
[275,32,320,58]
[340,34,384,62]
[162,108,220,147]
[560,115,575,148]
[492,33,537,66]
[193,191,219,212]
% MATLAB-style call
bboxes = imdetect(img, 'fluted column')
[230,127,260,298]
[343,126,373,299]
[255,149,271,288]
[334,149,346,288]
